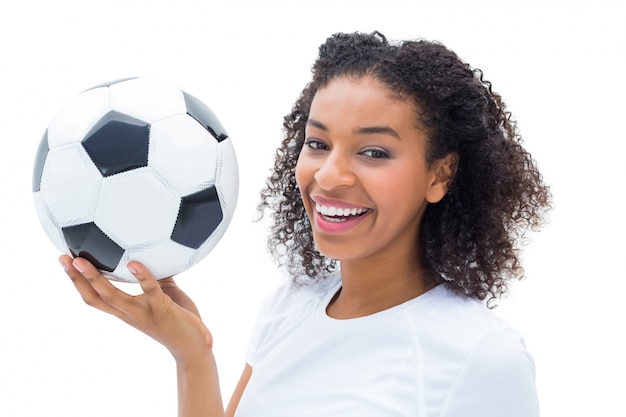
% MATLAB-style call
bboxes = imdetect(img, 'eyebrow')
[306,119,401,139]
[355,126,401,139]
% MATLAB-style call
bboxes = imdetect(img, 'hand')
[59,255,213,363]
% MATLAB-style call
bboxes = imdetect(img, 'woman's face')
[295,76,448,265]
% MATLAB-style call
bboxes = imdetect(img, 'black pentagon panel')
[62,222,124,272]
[82,111,150,177]
[183,92,228,142]
[32,131,49,192]
[171,186,223,249]
[85,77,138,91]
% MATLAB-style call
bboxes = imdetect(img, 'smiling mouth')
[315,203,370,223]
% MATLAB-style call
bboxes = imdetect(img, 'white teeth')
[316,203,367,217]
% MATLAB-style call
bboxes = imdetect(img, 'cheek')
[366,166,428,208]
[294,160,316,221]
[294,159,305,192]
[295,153,314,192]
[364,168,408,197]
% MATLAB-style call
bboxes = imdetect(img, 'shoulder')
[413,285,535,374]
[414,286,539,417]
[439,327,539,417]
[245,271,340,366]
[411,284,521,343]
[257,271,341,320]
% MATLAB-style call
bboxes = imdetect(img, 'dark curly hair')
[258,31,551,303]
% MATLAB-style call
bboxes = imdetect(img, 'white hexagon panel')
[149,113,219,196]
[46,87,110,148]
[108,240,197,283]
[95,168,180,248]
[109,78,187,124]
[38,143,103,227]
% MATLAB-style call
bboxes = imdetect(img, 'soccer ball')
[32,77,238,282]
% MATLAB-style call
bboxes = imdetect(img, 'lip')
[310,196,371,234]
[311,195,369,210]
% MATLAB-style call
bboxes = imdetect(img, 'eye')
[360,148,390,159]
[304,138,329,151]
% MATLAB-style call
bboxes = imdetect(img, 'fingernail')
[59,259,69,272]
[72,259,84,273]
[128,264,139,275]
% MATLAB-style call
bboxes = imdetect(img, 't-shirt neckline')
[313,271,444,330]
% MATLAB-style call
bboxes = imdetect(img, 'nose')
[313,151,356,190]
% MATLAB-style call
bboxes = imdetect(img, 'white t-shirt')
[235,271,539,417]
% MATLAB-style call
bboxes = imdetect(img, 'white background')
[1,0,624,416]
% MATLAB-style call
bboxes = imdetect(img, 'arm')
[176,351,224,417]
[225,364,252,417]
[60,255,230,417]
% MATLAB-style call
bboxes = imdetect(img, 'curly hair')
[258,31,551,302]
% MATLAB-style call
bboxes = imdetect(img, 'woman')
[60,31,551,416]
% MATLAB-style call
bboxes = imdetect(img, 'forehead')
[308,76,419,130]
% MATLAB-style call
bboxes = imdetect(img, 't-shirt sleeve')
[440,326,540,417]
[244,282,290,367]
[244,290,273,367]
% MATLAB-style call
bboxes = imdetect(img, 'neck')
[326,253,430,319]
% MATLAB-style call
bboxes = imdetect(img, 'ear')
[426,153,458,203]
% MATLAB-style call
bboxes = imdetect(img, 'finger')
[157,277,202,317]
[60,256,126,318]
[127,261,164,300]
[157,277,178,290]
[72,257,135,312]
